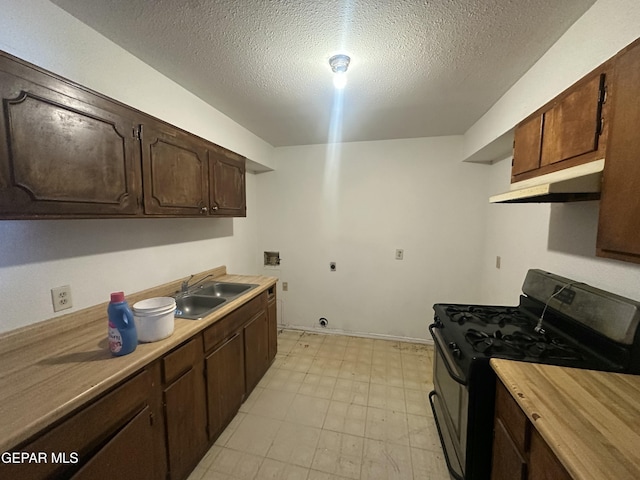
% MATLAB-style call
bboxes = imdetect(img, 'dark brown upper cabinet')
[141,121,210,216]
[0,50,247,220]
[511,66,609,184]
[0,52,142,218]
[512,115,543,176]
[540,72,606,167]
[596,38,640,264]
[506,36,640,266]
[209,145,246,217]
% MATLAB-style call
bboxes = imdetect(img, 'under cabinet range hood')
[489,159,605,203]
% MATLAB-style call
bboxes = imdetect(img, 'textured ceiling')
[53,0,596,147]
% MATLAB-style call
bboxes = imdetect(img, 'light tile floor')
[188,329,449,480]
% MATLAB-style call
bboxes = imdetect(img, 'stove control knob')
[452,348,462,358]
[448,342,458,350]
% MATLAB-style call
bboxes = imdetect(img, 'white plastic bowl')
[133,296,176,314]
[133,304,175,342]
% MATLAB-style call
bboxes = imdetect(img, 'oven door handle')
[429,324,467,386]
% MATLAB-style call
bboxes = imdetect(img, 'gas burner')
[526,338,583,361]
[446,306,531,328]
[464,329,525,358]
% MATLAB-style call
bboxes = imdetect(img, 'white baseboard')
[278,324,433,345]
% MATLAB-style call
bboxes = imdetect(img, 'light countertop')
[0,266,277,453]
[491,358,640,480]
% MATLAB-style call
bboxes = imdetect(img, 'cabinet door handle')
[211,205,219,211]
[201,206,208,214]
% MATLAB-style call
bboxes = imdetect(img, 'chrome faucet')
[180,274,215,293]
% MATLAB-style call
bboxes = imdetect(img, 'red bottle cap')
[110,292,125,303]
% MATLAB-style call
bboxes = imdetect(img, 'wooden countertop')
[0,266,277,453]
[491,359,640,480]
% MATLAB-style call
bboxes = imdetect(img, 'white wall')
[0,0,269,333]
[478,159,640,304]
[469,0,640,303]
[0,174,261,333]
[256,137,491,341]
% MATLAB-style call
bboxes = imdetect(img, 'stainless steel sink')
[193,282,256,298]
[175,295,226,320]
[174,281,258,319]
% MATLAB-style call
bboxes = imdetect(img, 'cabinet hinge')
[133,125,142,140]
[600,85,608,104]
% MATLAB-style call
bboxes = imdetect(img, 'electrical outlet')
[496,256,501,269]
[51,285,72,312]
[282,282,288,291]
[395,249,404,260]
[330,262,336,271]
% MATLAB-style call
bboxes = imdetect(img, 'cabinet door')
[597,39,640,262]
[209,147,246,217]
[491,418,527,480]
[540,72,606,167]
[0,370,161,480]
[528,428,572,480]
[267,296,277,363]
[164,368,208,480]
[244,310,270,394]
[0,54,142,218]
[205,331,245,440]
[512,115,543,176]
[71,406,154,480]
[141,121,210,216]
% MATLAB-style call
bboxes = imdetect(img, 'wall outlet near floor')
[319,317,328,327]
[51,285,72,312]
[496,256,501,269]
[395,249,404,260]
[282,282,288,291]
[330,262,336,272]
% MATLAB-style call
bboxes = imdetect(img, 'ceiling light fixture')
[329,54,350,89]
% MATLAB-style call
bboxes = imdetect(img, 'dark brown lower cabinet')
[244,310,270,394]
[492,380,571,480]
[71,406,154,480]
[0,286,277,480]
[528,428,572,480]
[162,337,208,480]
[492,417,527,480]
[0,367,165,480]
[205,331,245,439]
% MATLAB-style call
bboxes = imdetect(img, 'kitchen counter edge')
[0,266,277,453]
[490,358,640,480]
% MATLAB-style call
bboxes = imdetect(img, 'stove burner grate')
[446,306,530,328]
[464,328,584,362]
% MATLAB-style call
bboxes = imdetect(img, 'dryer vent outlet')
[319,317,328,327]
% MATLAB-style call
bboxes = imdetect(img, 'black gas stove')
[428,270,640,480]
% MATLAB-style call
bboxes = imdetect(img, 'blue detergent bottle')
[108,291,138,356]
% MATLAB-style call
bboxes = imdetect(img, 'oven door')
[429,325,468,480]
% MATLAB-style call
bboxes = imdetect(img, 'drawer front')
[203,292,267,352]
[0,369,151,480]
[495,381,529,455]
[163,336,202,384]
